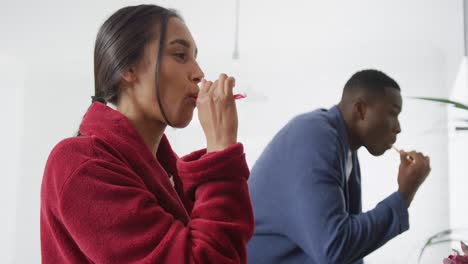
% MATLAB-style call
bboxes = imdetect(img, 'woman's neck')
[117,99,166,155]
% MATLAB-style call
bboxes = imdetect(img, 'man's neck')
[337,103,362,152]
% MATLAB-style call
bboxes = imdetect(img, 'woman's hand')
[197,73,238,153]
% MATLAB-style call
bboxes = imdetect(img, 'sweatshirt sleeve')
[58,143,254,264]
[282,122,409,263]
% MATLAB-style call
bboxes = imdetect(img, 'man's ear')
[354,98,367,121]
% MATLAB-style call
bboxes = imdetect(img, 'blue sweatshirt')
[247,106,409,264]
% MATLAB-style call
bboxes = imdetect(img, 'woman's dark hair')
[77,5,180,136]
[92,4,180,124]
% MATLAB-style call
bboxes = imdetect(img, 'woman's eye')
[174,53,187,60]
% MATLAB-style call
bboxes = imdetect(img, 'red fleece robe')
[40,102,254,264]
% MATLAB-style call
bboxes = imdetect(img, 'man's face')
[360,87,402,156]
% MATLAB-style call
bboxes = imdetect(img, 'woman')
[40,4,254,263]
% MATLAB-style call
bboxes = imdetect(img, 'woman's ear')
[121,66,137,84]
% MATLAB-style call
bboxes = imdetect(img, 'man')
[247,69,431,264]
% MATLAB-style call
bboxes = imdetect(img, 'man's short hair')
[343,69,400,98]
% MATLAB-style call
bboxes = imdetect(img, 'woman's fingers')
[213,73,227,97]
[199,79,213,95]
[224,76,235,96]
[204,73,236,99]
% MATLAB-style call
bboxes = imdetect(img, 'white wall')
[1,0,463,263]
[448,57,468,238]
[0,56,24,263]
